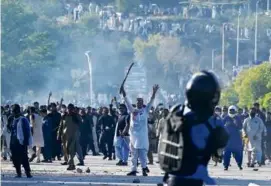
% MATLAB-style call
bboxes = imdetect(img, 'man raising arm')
[120,84,159,176]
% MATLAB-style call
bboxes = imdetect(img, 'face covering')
[215,111,221,116]
[228,112,236,118]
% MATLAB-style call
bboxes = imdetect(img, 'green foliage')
[222,63,271,108]
[133,34,198,92]
[220,86,239,106]
[2,0,270,101]
[115,0,140,12]
[261,92,271,110]
[1,0,61,95]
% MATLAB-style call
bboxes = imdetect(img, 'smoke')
[4,0,131,105]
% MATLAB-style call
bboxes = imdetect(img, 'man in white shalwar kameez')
[243,107,267,167]
[120,84,159,176]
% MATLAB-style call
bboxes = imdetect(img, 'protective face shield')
[228,105,237,118]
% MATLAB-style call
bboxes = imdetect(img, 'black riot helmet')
[185,71,220,118]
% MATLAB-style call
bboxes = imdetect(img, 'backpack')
[158,104,229,173]
[158,104,186,173]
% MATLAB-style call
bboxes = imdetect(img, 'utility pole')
[222,23,227,70]
[236,10,240,67]
[85,51,93,106]
[254,0,261,62]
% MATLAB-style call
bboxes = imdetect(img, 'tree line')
[1,0,271,102]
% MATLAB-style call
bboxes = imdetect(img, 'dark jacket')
[8,115,31,146]
[223,115,243,150]
[47,111,61,133]
[80,115,93,139]
[98,115,115,133]
[116,113,130,136]
[42,115,52,138]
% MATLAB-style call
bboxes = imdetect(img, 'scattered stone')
[86,167,90,173]
[248,183,260,186]
[76,168,83,173]
[157,183,163,186]
[253,168,259,171]
[132,178,140,183]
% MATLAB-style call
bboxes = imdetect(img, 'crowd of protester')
[1,89,271,177]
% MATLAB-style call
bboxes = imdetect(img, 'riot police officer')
[159,71,229,186]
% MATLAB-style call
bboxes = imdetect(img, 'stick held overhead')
[119,62,134,94]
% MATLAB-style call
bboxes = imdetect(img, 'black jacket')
[98,115,115,133]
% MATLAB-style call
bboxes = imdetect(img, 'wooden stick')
[119,62,134,94]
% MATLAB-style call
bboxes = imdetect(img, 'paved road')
[1,154,271,186]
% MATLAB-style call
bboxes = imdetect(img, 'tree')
[220,86,239,106]
[133,35,198,92]
[235,63,271,107]
[260,92,271,110]
[1,0,59,97]
[221,63,271,108]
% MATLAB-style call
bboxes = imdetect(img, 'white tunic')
[243,116,266,152]
[1,114,11,149]
[31,113,44,147]
[124,96,154,150]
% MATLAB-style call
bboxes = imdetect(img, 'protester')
[120,84,159,176]
[79,108,93,159]
[40,108,52,163]
[156,108,169,152]
[58,104,81,170]
[8,104,32,178]
[212,106,223,166]
[243,107,267,168]
[223,105,243,170]
[265,112,271,160]
[47,101,62,161]
[147,110,156,165]
[98,107,115,160]
[114,103,130,166]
